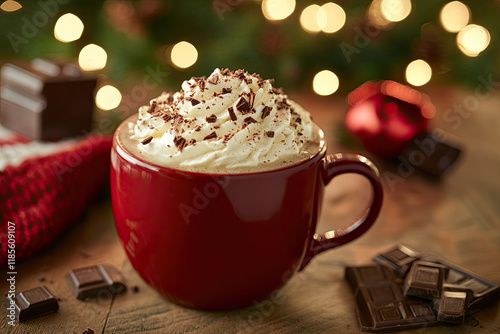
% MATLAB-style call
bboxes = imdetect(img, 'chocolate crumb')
[38,277,46,282]
[174,136,187,151]
[265,131,275,138]
[272,87,283,95]
[82,328,94,334]
[188,138,197,145]
[141,136,153,145]
[228,107,237,121]
[204,131,217,140]
[206,114,217,123]
[132,286,140,293]
[236,97,251,114]
[147,100,157,114]
[295,117,302,124]
[221,68,230,76]
[261,106,272,119]
[194,125,202,132]
[221,87,232,94]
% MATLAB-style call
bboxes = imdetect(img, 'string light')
[456,24,490,57]
[262,0,295,21]
[313,70,339,96]
[0,0,21,12]
[78,44,107,71]
[170,41,198,69]
[440,1,470,33]
[380,0,412,23]
[96,85,122,110]
[405,60,432,87]
[300,5,324,33]
[54,13,84,43]
[321,3,346,34]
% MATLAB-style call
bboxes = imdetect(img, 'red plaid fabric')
[0,131,112,267]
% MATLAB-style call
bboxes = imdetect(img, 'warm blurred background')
[1,0,498,123]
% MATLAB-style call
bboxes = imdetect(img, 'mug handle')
[299,153,384,270]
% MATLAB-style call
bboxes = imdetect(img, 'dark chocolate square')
[10,285,59,322]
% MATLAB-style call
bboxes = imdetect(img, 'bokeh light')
[96,85,122,111]
[262,0,295,21]
[0,0,21,12]
[78,44,107,71]
[367,0,394,30]
[440,1,470,33]
[170,41,198,69]
[456,24,490,57]
[380,0,412,23]
[405,60,432,87]
[321,3,346,34]
[54,13,84,43]
[313,70,339,96]
[300,5,323,33]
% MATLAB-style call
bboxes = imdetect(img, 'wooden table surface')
[2,86,500,333]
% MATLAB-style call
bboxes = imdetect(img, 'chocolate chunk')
[203,131,217,140]
[228,107,237,121]
[9,285,59,322]
[345,265,438,332]
[0,59,97,140]
[236,96,251,114]
[198,79,206,92]
[188,138,196,145]
[173,136,187,151]
[207,73,219,85]
[147,100,157,114]
[66,265,126,300]
[162,113,172,122]
[221,87,232,94]
[206,114,217,123]
[220,68,230,76]
[186,97,200,106]
[261,106,272,119]
[373,244,420,276]
[403,261,449,299]
[436,289,471,324]
[244,116,257,125]
[248,91,255,109]
[401,132,461,177]
[265,131,274,138]
[141,136,153,145]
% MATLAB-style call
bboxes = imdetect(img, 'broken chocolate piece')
[186,97,200,106]
[203,131,217,140]
[173,136,187,151]
[265,131,274,138]
[436,289,471,324]
[141,136,153,145]
[403,261,449,299]
[244,116,257,125]
[236,96,251,114]
[261,106,272,119]
[66,265,125,300]
[221,87,232,94]
[147,100,157,114]
[206,114,217,123]
[373,244,420,277]
[228,107,237,121]
[207,73,219,85]
[9,285,59,322]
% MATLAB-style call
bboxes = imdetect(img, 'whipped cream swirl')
[132,68,316,169]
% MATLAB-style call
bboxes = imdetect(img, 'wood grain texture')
[2,87,500,333]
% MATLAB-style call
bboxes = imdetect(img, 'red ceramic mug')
[111,116,383,311]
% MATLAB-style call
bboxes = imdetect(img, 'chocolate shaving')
[173,136,187,151]
[186,97,200,106]
[141,136,153,145]
[236,97,251,114]
[192,76,206,82]
[277,100,290,110]
[147,101,157,114]
[295,117,302,124]
[188,138,197,145]
[221,87,232,94]
[172,114,183,127]
[203,131,217,140]
[244,116,257,125]
[272,87,284,95]
[207,73,219,85]
[233,69,246,79]
[206,114,217,123]
[261,106,272,119]
[228,107,237,121]
[220,68,230,76]
[194,125,202,132]
[198,79,206,92]
[248,91,255,109]
[265,131,275,138]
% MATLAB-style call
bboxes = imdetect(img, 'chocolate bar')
[0,58,97,140]
[66,264,126,300]
[435,289,471,324]
[373,244,420,277]
[9,285,59,322]
[403,261,449,299]
[345,265,439,332]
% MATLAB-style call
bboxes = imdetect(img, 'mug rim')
[113,115,327,177]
